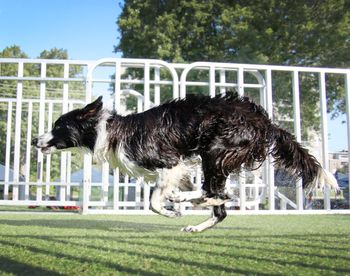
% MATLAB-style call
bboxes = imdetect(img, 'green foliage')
[0,45,28,59]
[116,0,350,134]
[0,214,349,274]
[116,0,350,67]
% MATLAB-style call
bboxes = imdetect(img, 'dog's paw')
[161,208,182,218]
[167,210,182,218]
[150,206,182,218]
[181,225,200,233]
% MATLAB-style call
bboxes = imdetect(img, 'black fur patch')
[105,93,320,193]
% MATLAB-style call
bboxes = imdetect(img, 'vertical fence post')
[36,62,46,202]
[292,71,304,210]
[209,65,216,97]
[179,67,188,99]
[102,162,109,205]
[4,102,13,200]
[319,72,331,210]
[113,168,120,211]
[83,154,92,214]
[143,61,151,211]
[237,67,246,210]
[45,102,53,199]
[135,179,141,210]
[82,64,93,214]
[25,101,33,200]
[66,103,74,202]
[254,71,269,211]
[60,62,69,202]
[345,72,350,207]
[13,61,24,201]
[144,62,150,110]
[237,67,244,96]
[219,70,226,94]
[66,152,72,201]
[154,66,161,105]
[124,175,129,209]
[114,61,122,212]
[265,69,275,211]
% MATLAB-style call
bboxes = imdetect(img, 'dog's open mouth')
[41,147,50,154]
[39,146,55,155]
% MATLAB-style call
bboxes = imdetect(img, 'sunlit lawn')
[0,213,349,275]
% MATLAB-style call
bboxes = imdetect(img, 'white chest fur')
[114,143,159,182]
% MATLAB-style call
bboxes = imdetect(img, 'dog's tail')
[269,125,339,192]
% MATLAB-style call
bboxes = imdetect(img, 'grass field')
[0,213,349,275]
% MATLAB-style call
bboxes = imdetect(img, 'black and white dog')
[32,93,338,232]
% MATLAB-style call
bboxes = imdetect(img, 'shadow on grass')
[0,217,254,233]
[78,235,350,273]
[0,218,181,232]
[0,256,61,276]
[0,215,259,235]
[0,239,161,276]
[1,216,349,275]
[1,232,350,275]
[173,233,350,252]
[49,235,350,274]
[0,237,272,276]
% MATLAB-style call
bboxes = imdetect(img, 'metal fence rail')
[0,58,349,214]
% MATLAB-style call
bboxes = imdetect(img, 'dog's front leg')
[182,204,227,232]
[150,187,181,218]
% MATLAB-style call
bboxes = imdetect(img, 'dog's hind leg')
[150,187,181,218]
[179,153,230,231]
[150,163,195,218]
[182,204,227,232]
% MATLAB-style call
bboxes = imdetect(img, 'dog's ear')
[81,96,103,118]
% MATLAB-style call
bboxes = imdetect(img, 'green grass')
[0,214,349,275]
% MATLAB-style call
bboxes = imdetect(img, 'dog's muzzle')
[31,133,56,154]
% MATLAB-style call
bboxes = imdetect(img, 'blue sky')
[328,114,348,152]
[0,0,348,151]
[0,0,122,59]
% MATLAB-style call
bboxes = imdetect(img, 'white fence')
[0,58,349,214]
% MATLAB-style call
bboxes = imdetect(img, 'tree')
[116,0,350,67]
[115,0,350,139]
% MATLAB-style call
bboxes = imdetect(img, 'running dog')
[32,93,338,232]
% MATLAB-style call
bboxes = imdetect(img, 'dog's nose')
[31,138,38,146]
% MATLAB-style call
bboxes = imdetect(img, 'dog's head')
[32,96,103,154]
